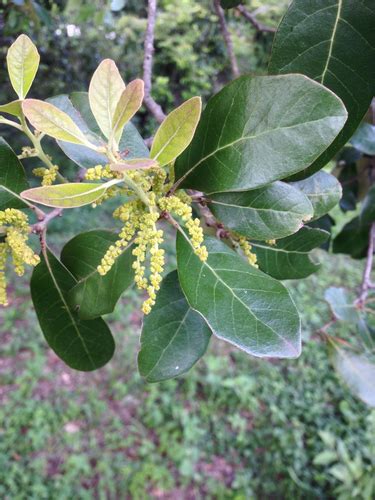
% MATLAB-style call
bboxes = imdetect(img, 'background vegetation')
[0,1,374,498]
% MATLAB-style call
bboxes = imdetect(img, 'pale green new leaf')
[177,234,301,358]
[112,79,144,144]
[174,75,347,193]
[290,171,342,220]
[0,100,22,118]
[209,181,313,241]
[6,34,40,99]
[151,96,202,167]
[110,158,158,172]
[324,287,360,323]
[22,99,96,147]
[88,59,125,139]
[21,179,121,208]
[138,271,211,382]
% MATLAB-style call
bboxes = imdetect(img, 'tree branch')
[236,5,276,33]
[213,0,240,78]
[143,0,166,124]
[357,222,375,306]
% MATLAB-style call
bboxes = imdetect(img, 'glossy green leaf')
[138,270,212,382]
[331,347,375,407]
[0,137,28,210]
[290,171,342,220]
[30,249,115,371]
[88,59,125,139]
[177,234,301,358]
[0,100,22,118]
[252,226,330,280]
[209,182,313,241]
[6,34,40,99]
[269,0,375,178]
[61,230,134,320]
[21,179,120,208]
[174,75,347,193]
[22,99,96,147]
[360,186,375,225]
[333,216,370,259]
[151,96,202,167]
[351,123,375,156]
[324,287,360,323]
[112,79,144,144]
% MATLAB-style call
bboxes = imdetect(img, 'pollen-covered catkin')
[238,236,258,268]
[32,165,59,186]
[0,243,8,305]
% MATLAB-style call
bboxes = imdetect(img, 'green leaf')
[0,100,22,118]
[6,34,40,99]
[0,137,28,210]
[22,99,96,147]
[333,216,370,259]
[360,185,375,226]
[290,171,342,220]
[111,158,158,172]
[150,96,202,167]
[252,226,330,280]
[174,75,347,193]
[209,182,313,241]
[21,179,120,208]
[351,123,375,156]
[88,59,125,139]
[331,346,375,407]
[112,79,144,144]
[324,287,360,323]
[177,234,301,358]
[30,249,115,371]
[269,0,375,178]
[138,270,211,382]
[61,230,134,320]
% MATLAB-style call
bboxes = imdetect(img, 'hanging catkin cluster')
[0,209,40,306]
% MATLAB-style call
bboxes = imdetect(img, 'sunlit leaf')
[112,79,144,144]
[22,99,96,147]
[21,179,121,208]
[6,34,40,99]
[177,234,301,358]
[0,100,22,118]
[209,181,313,240]
[174,75,347,193]
[88,59,125,139]
[111,158,158,172]
[0,137,28,210]
[138,271,211,382]
[31,249,115,371]
[269,0,375,178]
[61,230,134,320]
[151,96,202,167]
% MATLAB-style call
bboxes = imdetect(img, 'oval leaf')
[138,270,212,382]
[269,0,375,178]
[61,230,134,320]
[351,123,375,156]
[252,226,330,280]
[151,96,202,167]
[174,75,347,193]
[290,171,342,220]
[0,137,29,210]
[21,180,120,208]
[209,181,313,240]
[22,99,95,147]
[177,234,301,358]
[112,79,144,144]
[88,59,125,139]
[6,34,40,99]
[30,249,115,371]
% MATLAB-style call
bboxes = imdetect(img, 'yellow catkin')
[85,164,117,181]
[238,236,258,268]
[266,239,276,246]
[158,195,208,262]
[0,243,8,306]
[32,165,59,186]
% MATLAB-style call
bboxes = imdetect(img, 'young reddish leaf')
[0,100,22,118]
[150,96,202,167]
[88,59,125,139]
[22,99,96,148]
[6,34,40,99]
[110,158,158,172]
[21,179,121,208]
[112,79,144,144]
